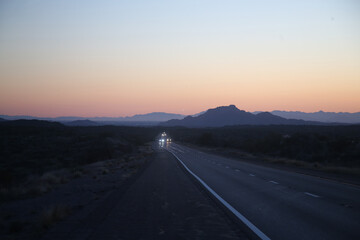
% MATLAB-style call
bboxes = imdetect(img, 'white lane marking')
[175,148,185,153]
[225,166,230,169]
[249,174,255,176]
[304,192,320,198]
[269,181,279,184]
[235,169,240,172]
[169,151,271,240]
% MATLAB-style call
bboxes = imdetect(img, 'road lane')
[43,146,244,240]
[166,143,360,240]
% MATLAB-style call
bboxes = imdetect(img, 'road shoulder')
[44,149,247,240]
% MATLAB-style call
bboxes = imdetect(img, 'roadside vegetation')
[0,121,158,239]
[0,121,158,202]
[2,122,360,196]
[166,125,360,174]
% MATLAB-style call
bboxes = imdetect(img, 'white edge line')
[169,150,271,240]
[269,181,279,185]
[304,192,320,198]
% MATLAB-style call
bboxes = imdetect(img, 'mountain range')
[162,105,318,127]
[1,107,359,126]
[0,112,185,123]
[259,110,360,124]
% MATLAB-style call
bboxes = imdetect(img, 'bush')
[40,205,71,229]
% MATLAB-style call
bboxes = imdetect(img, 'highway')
[41,144,244,240]
[166,142,360,240]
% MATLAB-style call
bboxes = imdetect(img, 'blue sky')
[0,0,359,116]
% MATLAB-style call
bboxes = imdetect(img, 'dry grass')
[8,220,25,234]
[321,166,360,175]
[263,156,360,176]
[28,184,51,195]
[138,145,154,156]
[41,172,62,185]
[101,168,109,175]
[1,145,151,202]
[265,157,308,167]
[0,171,70,202]
[71,168,84,178]
[40,204,71,229]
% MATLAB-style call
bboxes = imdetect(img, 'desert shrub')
[40,205,71,229]
[0,124,159,188]
[197,132,214,146]
[168,125,360,167]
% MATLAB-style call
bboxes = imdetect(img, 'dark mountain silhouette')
[0,118,6,121]
[0,112,186,123]
[192,111,206,117]
[163,105,318,127]
[122,112,185,122]
[0,115,38,121]
[2,109,357,125]
[0,119,63,127]
[64,119,99,126]
[264,110,360,124]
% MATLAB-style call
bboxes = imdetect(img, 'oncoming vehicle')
[158,132,172,146]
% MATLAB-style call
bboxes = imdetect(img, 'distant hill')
[0,112,186,124]
[192,111,206,117]
[122,112,185,122]
[0,119,63,127]
[3,109,357,125]
[162,105,317,127]
[0,115,40,121]
[0,118,6,122]
[266,111,360,124]
[63,120,99,126]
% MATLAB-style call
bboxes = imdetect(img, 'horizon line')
[1,109,360,119]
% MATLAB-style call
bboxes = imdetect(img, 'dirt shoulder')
[0,148,152,240]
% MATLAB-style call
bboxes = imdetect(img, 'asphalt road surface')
[166,142,360,240]
[43,144,245,240]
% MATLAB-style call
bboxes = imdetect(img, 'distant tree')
[197,132,214,146]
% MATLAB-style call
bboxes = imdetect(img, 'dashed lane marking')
[269,181,279,184]
[304,192,320,198]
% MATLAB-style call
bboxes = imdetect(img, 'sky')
[0,0,359,117]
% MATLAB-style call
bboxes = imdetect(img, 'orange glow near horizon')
[1,1,359,117]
